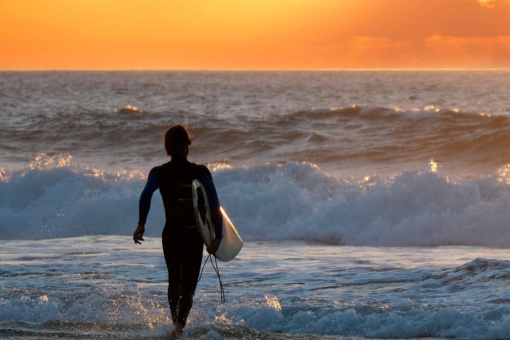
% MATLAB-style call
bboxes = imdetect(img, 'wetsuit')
[138,156,223,327]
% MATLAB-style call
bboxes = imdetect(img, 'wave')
[2,104,510,176]
[420,258,510,290]
[278,105,510,169]
[2,154,510,246]
[0,154,145,240]
[114,104,145,114]
[215,161,510,247]
[163,105,510,174]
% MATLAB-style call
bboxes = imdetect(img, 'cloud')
[477,0,496,8]
[423,35,510,67]
[307,34,510,69]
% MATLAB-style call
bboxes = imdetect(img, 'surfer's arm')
[138,169,159,226]
[134,170,159,245]
[200,175,223,240]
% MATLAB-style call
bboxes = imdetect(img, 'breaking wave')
[2,154,510,247]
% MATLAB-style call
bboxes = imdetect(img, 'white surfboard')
[191,179,243,262]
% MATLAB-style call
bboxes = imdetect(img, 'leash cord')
[196,214,225,303]
[197,253,226,304]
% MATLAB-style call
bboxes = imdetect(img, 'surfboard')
[191,179,243,262]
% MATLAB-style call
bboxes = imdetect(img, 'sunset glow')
[1,0,510,70]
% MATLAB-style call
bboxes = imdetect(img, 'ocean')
[1,71,510,339]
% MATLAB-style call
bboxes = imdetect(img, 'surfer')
[133,124,223,338]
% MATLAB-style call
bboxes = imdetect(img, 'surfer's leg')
[163,228,183,324]
[176,230,204,327]
[168,273,181,324]
[170,322,184,338]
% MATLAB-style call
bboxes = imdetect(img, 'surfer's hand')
[207,238,221,254]
[133,224,145,245]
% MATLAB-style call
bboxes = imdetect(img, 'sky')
[1,0,510,70]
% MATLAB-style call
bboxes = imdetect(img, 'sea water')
[1,71,510,339]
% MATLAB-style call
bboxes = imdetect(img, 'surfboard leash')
[195,196,226,303]
[197,253,226,304]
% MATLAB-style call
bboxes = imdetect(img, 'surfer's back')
[155,158,210,228]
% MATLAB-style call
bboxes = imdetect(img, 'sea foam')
[1,154,510,246]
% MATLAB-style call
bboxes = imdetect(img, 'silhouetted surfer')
[133,125,222,338]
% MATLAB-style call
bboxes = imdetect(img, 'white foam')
[0,155,154,240]
[2,157,510,247]
[214,161,510,247]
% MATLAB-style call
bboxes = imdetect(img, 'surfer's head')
[164,124,194,157]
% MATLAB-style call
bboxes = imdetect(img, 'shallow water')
[2,237,510,339]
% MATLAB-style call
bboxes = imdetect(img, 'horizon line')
[1,68,509,72]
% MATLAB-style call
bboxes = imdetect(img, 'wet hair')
[164,125,194,156]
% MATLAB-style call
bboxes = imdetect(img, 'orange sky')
[1,0,510,70]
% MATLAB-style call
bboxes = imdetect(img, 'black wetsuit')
[138,157,222,327]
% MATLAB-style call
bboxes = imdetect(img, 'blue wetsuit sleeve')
[200,174,223,240]
[138,169,159,226]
